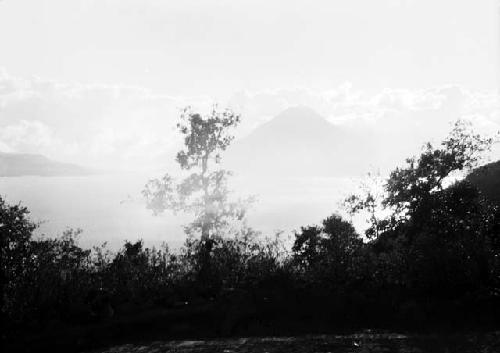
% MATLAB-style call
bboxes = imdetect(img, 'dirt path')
[89,332,500,353]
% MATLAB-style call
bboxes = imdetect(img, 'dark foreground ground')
[89,332,500,353]
[6,301,500,353]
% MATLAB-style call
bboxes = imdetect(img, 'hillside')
[0,152,93,177]
[224,106,371,177]
[467,160,500,205]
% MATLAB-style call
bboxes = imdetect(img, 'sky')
[0,0,499,170]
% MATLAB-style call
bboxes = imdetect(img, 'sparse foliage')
[143,106,252,240]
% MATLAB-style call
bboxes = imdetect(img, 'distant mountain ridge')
[0,152,93,177]
[224,106,372,177]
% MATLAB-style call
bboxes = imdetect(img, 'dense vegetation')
[468,160,500,206]
[2,119,500,352]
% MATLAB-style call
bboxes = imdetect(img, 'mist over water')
[0,173,361,250]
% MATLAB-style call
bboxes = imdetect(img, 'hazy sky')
[1,0,498,96]
[0,0,499,169]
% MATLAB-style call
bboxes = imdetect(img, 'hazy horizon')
[1,0,499,248]
[1,0,499,171]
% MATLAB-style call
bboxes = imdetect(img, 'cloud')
[0,70,214,169]
[228,84,498,128]
[227,84,500,168]
[0,120,55,150]
[1,69,498,172]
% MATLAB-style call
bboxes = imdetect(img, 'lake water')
[0,173,363,250]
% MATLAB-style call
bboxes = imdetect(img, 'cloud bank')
[0,69,215,170]
[1,69,498,173]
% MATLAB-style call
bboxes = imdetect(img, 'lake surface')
[0,173,363,250]
[91,332,500,353]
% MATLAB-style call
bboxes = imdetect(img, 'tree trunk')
[201,153,210,240]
